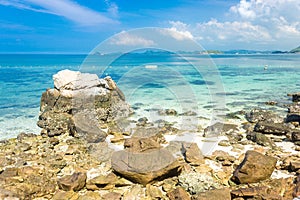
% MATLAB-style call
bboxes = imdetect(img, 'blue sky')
[0,0,300,53]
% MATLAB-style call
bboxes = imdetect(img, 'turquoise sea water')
[1,53,300,140]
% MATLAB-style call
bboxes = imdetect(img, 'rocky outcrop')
[37,70,131,141]
[245,109,284,123]
[254,121,291,135]
[232,150,277,184]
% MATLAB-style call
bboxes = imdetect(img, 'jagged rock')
[167,187,191,200]
[232,150,277,184]
[254,121,291,135]
[246,131,275,147]
[111,149,181,185]
[37,70,131,140]
[203,122,238,137]
[194,188,231,200]
[245,109,283,123]
[182,143,204,166]
[146,184,164,199]
[57,172,87,191]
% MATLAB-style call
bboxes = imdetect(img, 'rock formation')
[37,70,131,142]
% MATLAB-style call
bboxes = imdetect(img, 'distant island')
[93,46,300,56]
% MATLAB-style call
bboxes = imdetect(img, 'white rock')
[53,69,100,90]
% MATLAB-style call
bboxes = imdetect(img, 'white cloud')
[160,21,194,41]
[110,31,156,46]
[165,0,300,50]
[0,0,117,26]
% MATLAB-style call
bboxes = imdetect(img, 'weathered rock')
[146,184,164,199]
[102,192,122,200]
[246,109,283,123]
[194,188,231,200]
[254,121,291,135]
[57,172,87,191]
[111,149,181,185]
[292,131,300,142]
[246,131,275,147]
[70,111,107,143]
[178,172,220,194]
[37,70,131,140]
[203,122,238,137]
[231,178,294,199]
[86,172,117,190]
[167,187,191,200]
[232,150,277,184]
[182,143,204,165]
[124,137,161,152]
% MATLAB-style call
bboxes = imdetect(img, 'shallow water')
[1,53,300,139]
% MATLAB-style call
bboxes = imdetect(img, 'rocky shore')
[1,70,300,200]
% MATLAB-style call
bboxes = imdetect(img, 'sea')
[1,53,300,140]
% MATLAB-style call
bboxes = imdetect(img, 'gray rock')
[288,92,300,102]
[246,132,275,147]
[286,113,300,123]
[111,149,181,185]
[246,109,284,123]
[203,122,238,137]
[254,121,291,135]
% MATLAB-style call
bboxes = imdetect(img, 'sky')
[0,0,300,53]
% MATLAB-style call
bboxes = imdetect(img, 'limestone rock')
[146,184,164,199]
[111,149,181,185]
[37,70,131,140]
[232,150,277,184]
[102,192,122,200]
[254,121,291,135]
[57,172,87,191]
[167,187,191,200]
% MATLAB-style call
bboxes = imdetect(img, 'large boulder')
[111,149,181,185]
[232,150,277,184]
[37,70,131,140]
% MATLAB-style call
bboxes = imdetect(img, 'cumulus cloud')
[166,0,300,49]
[0,0,118,26]
[110,31,156,46]
[160,21,194,41]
